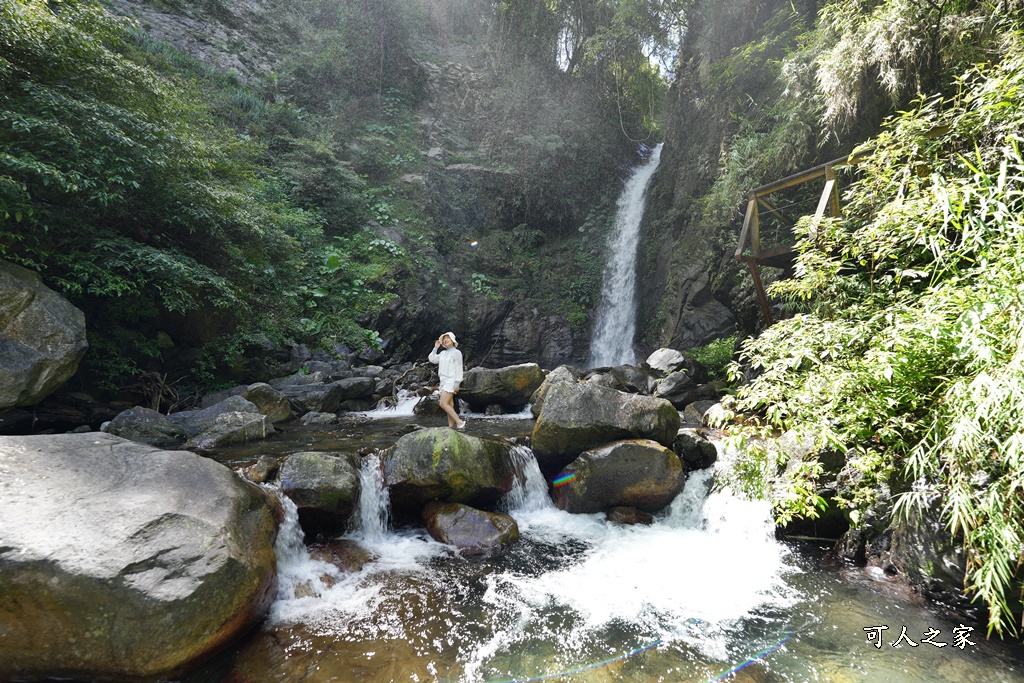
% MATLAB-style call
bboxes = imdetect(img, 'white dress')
[428,347,464,393]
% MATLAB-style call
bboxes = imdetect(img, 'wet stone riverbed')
[177,402,1024,683]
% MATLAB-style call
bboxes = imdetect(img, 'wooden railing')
[735,148,872,324]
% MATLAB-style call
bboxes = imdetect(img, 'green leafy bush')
[725,29,1024,636]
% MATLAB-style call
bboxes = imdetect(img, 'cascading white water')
[589,143,664,368]
[355,389,421,418]
[502,444,555,513]
[354,452,390,543]
[269,487,341,601]
[227,442,1020,683]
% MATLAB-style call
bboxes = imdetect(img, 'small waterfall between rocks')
[589,143,664,368]
[354,451,390,543]
[502,444,554,513]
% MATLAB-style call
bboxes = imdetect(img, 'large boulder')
[530,380,680,472]
[0,433,279,682]
[278,381,345,414]
[0,260,88,408]
[382,427,516,515]
[585,365,654,394]
[199,382,292,423]
[529,365,582,417]
[279,378,374,414]
[167,395,261,437]
[185,411,275,450]
[552,439,686,514]
[459,363,546,410]
[278,451,361,536]
[198,382,292,423]
[240,383,293,424]
[422,502,519,557]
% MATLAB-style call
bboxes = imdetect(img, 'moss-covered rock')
[279,451,361,536]
[382,427,515,514]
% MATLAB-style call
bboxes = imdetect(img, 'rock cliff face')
[0,260,88,408]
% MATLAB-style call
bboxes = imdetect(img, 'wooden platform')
[735,148,871,324]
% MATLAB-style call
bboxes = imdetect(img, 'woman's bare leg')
[439,391,461,427]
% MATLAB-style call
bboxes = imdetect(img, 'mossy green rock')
[0,433,279,682]
[531,380,680,472]
[382,427,515,513]
[279,451,360,535]
[553,439,686,514]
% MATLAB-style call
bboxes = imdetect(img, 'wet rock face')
[673,429,718,471]
[381,427,516,515]
[0,433,279,682]
[279,451,361,537]
[552,439,686,514]
[422,502,519,556]
[459,363,546,411]
[0,260,88,409]
[530,380,681,473]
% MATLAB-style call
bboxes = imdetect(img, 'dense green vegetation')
[0,0,405,390]
[0,0,671,392]
[718,3,1024,636]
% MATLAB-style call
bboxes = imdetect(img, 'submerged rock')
[552,439,686,514]
[606,506,655,525]
[279,451,361,537]
[0,433,279,682]
[382,427,515,514]
[242,455,281,484]
[422,502,519,556]
[459,363,546,410]
[308,539,378,573]
[0,260,88,409]
[531,380,680,472]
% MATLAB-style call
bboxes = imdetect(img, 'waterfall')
[589,143,664,368]
[503,444,554,513]
[268,487,340,601]
[354,452,390,543]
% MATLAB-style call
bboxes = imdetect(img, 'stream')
[178,398,1024,683]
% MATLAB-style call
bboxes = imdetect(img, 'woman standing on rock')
[429,332,466,430]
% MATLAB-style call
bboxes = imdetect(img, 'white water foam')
[264,441,796,679]
[353,389,421,418]
[352,451,390,544]
[268,487,343,602]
